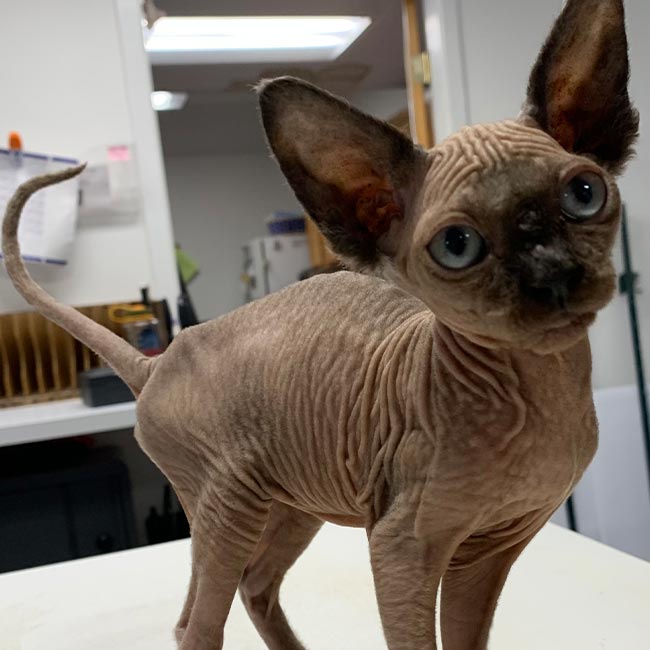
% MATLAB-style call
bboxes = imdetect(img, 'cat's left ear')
[523,0,639,174]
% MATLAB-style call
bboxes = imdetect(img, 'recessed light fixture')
[151,91,188,111]
[144,16,371,65]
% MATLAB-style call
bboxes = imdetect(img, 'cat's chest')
[429,349,598,518]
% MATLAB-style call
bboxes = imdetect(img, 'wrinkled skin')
[0,1,639,649]
[138,271,597,650]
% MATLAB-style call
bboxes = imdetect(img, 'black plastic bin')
[0,441,136,573]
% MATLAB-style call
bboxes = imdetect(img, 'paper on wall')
[78,144,139,223]
[0,149,80,265]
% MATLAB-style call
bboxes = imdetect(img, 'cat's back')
[154,271,430,387]
[193,271,425,346]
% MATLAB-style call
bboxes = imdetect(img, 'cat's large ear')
[258,77,425,269]
[523,0,639,174]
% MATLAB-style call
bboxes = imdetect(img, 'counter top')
[1,522,649,649]
[0,398,136,447]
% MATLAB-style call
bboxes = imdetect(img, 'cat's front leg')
[439,513,550,650]
[368,508,466,650]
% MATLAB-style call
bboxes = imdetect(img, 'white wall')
[604,0,650,389]
[347,88,409,121]
[0,0,177,313]
[426,0,650,390]
[0,1,180,544]
[164,154,301,320]
[574,385,650,560]
[457,0,563,126]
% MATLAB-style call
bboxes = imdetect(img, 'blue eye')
[560,172,607,221]
[428,225,487,270]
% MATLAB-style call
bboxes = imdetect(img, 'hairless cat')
[1,1,639,648]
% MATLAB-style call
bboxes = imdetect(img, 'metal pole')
[565,496,578,532]
[619,207,650,503]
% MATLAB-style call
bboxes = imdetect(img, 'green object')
[176,246,199,285]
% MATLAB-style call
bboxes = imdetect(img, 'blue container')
[266,212,306,235]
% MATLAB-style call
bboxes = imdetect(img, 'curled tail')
[2,165,154,395]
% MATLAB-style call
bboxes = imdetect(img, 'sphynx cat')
[1,0,639,648]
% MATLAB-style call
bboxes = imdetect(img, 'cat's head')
[259,0,638,353]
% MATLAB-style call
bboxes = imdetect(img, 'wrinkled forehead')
[424,120,571,210]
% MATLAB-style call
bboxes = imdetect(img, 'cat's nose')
[520,263,585,309]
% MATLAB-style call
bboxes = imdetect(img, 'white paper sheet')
[0,149,80,265]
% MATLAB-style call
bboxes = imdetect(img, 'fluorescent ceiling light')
[151,91,188,111]
[145,16,371,65]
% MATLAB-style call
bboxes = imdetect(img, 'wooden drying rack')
[0,302,167,409]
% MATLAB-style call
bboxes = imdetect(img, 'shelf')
[0,398,137,448]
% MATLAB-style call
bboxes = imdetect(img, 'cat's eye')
[560,171,607,222]
[427,225,487,270]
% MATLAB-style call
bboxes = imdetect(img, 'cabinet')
[0,446,135,572]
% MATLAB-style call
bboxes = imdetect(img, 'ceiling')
[150,0,407,156]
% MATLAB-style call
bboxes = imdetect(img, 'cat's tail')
[1,166,155,396]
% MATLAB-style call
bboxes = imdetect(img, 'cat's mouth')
[516,269,615,336]
[520,308,597,351]
[443,308,596,353]
[545,311,596,331]
[526,311,597,353]
[483,303,601,353]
